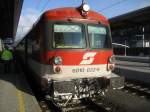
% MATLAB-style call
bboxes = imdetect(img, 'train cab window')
[88,25,111,49]
[53,24,86,48]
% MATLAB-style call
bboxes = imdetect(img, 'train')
[17,2,124,106]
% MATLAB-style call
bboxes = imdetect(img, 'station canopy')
[0,0,23,39]
[109,6,150,30]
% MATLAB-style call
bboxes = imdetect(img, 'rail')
[115,55,150,63]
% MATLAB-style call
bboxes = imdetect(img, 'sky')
[15,0,150,41]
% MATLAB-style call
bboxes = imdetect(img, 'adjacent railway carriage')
[18,3,124,104]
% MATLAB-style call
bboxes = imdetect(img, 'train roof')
[14,7,109,47]
[42,7,109,25]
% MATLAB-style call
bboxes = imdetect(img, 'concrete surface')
[0,62,41,112]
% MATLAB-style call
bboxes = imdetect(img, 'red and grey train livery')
[17,3,124,102]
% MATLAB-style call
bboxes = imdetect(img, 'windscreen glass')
[88,25,111,49]
[53,24,86,48]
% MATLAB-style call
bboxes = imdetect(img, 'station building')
[109,6,150,56]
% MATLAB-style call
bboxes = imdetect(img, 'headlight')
[109,55,115,64]
[82,4,90,12]
[54,56,62,65]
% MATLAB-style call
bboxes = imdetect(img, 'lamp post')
[142,27,145,47]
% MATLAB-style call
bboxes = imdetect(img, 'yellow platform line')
[17,90,25,112]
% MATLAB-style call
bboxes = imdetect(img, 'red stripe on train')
[41,50,113,65]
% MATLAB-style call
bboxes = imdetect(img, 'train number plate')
[72,67,100,73]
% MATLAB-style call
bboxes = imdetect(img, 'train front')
[41,4,121,101]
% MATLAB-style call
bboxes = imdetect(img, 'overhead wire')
[99,0,128,12]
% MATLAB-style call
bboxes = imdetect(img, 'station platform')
[114,60,150,85]
[0,63,41,112]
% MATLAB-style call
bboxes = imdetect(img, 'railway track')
[124,81,150,99]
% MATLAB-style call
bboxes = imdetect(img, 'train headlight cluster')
[54,56,62,73]
[54,56,62,65]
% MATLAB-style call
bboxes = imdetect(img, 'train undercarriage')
[44,75,124,108]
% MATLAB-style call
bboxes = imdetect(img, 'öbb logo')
[80,52,97,65]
